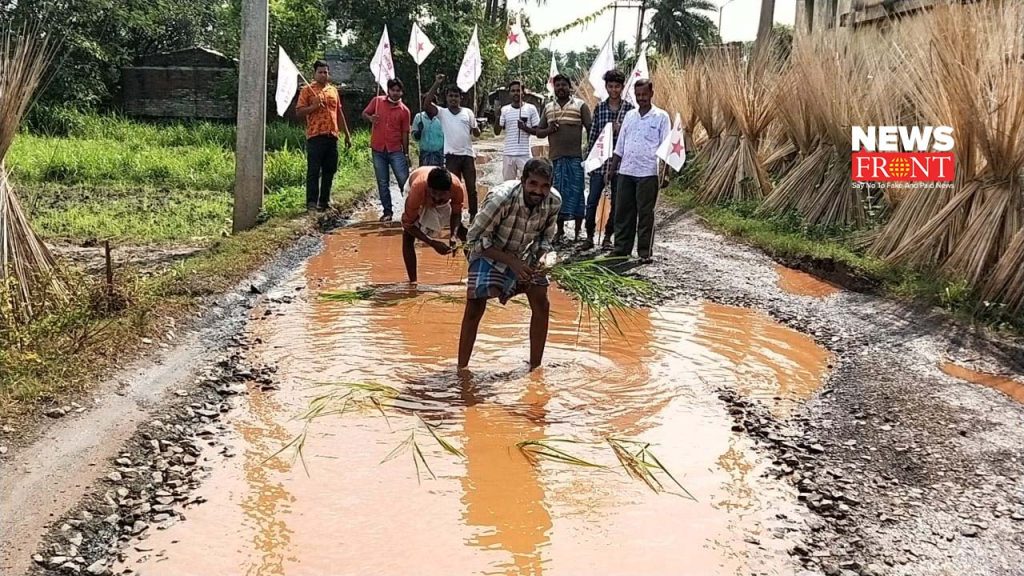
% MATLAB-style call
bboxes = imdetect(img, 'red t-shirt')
[363,96,411,153]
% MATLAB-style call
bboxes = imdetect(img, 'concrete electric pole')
[232,0,269,233]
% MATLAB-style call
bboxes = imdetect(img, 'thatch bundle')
[872,3,1024,313]
[698,46,783,204]
[760,30,897,228]
[0,26,64,325]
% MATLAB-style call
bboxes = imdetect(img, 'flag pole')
[417,65,423,113]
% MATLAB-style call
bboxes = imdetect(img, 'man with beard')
[458,158,561,371]
[521,74,591,244]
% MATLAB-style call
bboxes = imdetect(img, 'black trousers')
[445,154,478,218]
[613,175,659,258]
[306,135,339,207]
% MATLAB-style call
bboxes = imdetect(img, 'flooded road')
[116,200,831,575]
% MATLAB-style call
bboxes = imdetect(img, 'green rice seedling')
[607,438,697,500]
[320,287,377,302]
[547,258,656,337]
[382,430,437,484]
[417,415,464,458]
[516,438,604,468]
[263,425,310,476]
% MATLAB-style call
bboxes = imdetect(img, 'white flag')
[504,13,530,60]
[583,122,615,174]
[275,47,301,117]
[623,51,650,107]
[587,32,615,101]
[408,22,434,66]
[370,25,395,92]
[547,53,558,96]
[657,113,687,172]
[457,25,482,93]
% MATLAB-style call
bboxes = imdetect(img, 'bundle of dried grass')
[689,56,720,157]
[698,46,783,205]
[760,29,896,228]
[651,56,700,153]
[875,3,1024,313]
[0,25,63,325]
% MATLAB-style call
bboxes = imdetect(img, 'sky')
[520,0,797,52]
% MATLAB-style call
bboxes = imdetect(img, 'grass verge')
[1,118,375,421]
[663,183,1022,333]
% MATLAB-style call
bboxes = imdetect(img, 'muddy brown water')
[774,265,840,299]
[118,216,831,575]
[941,362,1024,404]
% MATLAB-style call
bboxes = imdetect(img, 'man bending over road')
[457,158,561,371]
[402,166,467,283]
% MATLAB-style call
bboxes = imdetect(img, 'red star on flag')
[416,42,424,53]
[671,139,684,156]
[507,31,519,44]
[634,70,642,78]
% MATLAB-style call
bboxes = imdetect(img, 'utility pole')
[232,0,269,234]
[755,0,777,53]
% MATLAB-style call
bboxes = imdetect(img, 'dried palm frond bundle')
[876,3,1024,314]
[0,25,63,325]
[760,29,896,228]
[698,45,784,205]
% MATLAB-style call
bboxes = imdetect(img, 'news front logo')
[851,126,955,183]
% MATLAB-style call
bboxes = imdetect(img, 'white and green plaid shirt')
[466,180,562,271]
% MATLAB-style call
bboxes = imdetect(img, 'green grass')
[9,121,371,243]
[664,184,1022,332]
[1,114,376,419]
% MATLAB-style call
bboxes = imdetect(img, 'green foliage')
[647,0,719,59]
[213,0,328,71]
[2,0,221,107]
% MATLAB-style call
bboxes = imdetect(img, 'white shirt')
[499,103,539,157]
[614,105,671,178]
[437,107,476,157]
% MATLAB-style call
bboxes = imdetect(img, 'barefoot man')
[458,158,561,370]
[401,166,467,283]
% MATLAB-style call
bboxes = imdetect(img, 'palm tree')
[647,0,719,58]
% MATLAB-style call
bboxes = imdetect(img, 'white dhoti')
[415,202,452,238]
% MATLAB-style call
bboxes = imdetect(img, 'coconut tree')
[648,0,719,59]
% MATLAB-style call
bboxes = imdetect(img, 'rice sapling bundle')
[0,25,63,325]
[880,3,1024,315]
[760,29,895,228]
[698,45,783,205]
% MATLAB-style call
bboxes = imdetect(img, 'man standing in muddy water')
[401,166,467,283]
[458,158,561,371]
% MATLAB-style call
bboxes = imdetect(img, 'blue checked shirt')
[586,99,634,179]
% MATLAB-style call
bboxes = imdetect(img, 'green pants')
[613,175,659,258]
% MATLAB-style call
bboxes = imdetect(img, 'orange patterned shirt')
[298,83,342,139]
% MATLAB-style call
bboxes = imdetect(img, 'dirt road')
[3,139,1023,576]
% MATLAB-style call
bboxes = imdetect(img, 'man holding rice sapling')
[458,158,561,371]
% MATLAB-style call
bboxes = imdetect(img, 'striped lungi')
[553,156,585,219]
[466,257,549,304]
